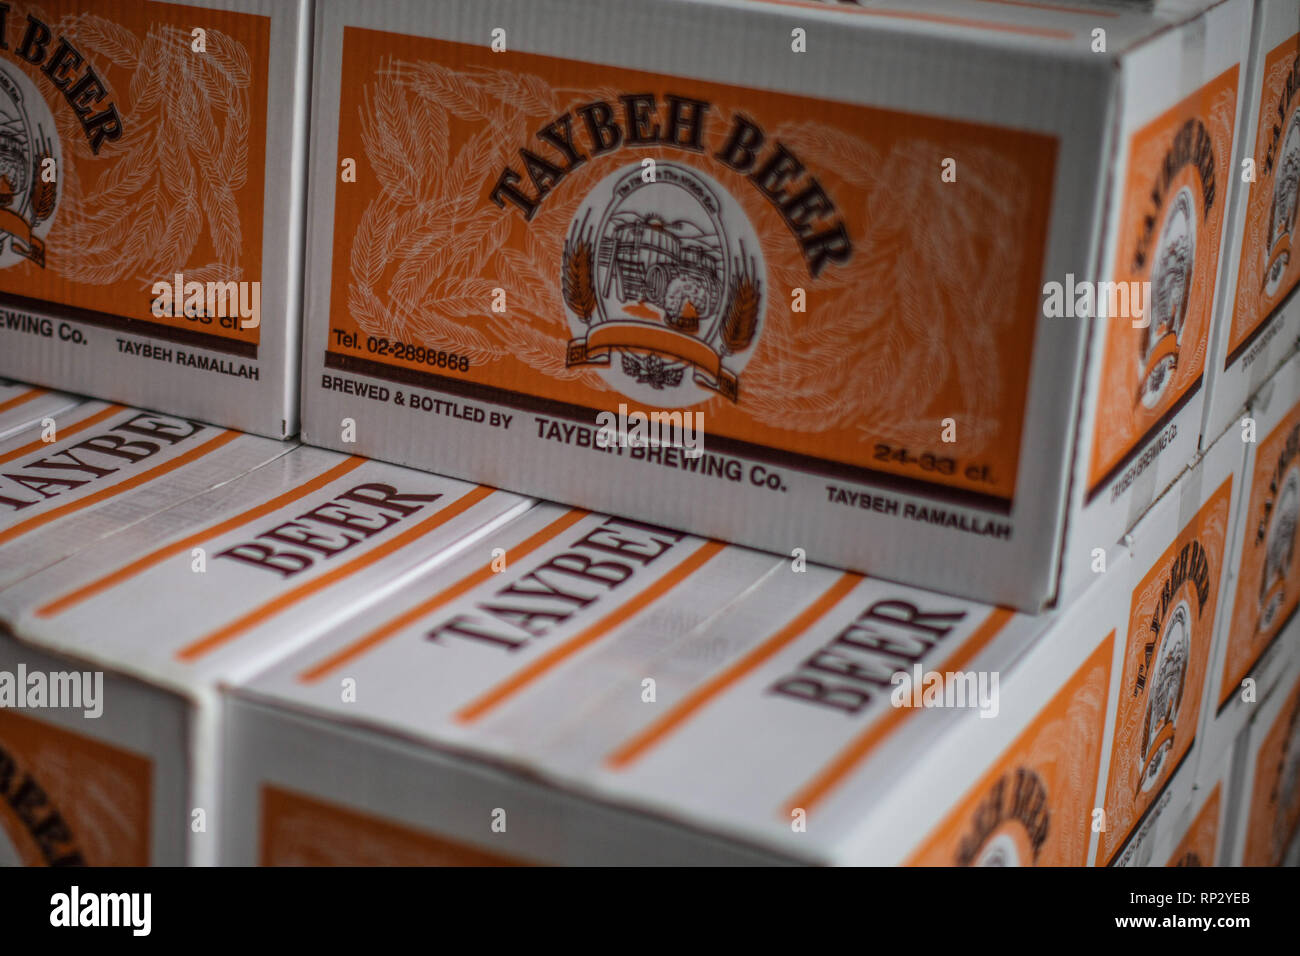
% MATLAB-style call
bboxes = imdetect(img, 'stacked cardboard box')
[0,441,528,863]
[0,0,312,439]
[217,418,1247,865]
[1205,0,1300,442]
[298,0,1249,612]
[6,0,1300,869]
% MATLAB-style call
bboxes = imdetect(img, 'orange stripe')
[0,404,125,466]
[0,387,47,415]
[176,485,498,662]
[297,507,591,683]
[784,607,1015,814]
[36,456,368,618]
[456,539,726,724]
[607,570,862,769]
[0,426,238,547]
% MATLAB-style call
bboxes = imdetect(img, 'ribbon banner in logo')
[567,320,739,401]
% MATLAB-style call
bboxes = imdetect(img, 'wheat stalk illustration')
[731,128,1030,454]
[43,13,250,288]
[562,212,596,324]
[719,248,760,356]
[348,57,605,390]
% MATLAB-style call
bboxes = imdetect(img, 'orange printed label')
[1088,68,1238,497]
[907,635,1112,867]
[1223,402,1300,707]
[260,785,524,866]
[0,709,151,866]
[1228,34,1300,364]
[0,1,269,354]
[1242,672,1300,866]
[325,28,1058,507]
[1097,479,1231,865]
[1168,783,1220,867]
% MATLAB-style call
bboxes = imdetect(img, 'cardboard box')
[1089,420,1242,865]
[1204,0,1300,443]
[0,400,292,591]
[299,0,1249,611]
[223,503,809,864]
[1199,345,1300,780]
[1231,653,1300,864]
[0,445,529,864]
[223,566,1052,864]
[0,378,80,441]
[859,422,1239,867]
[223,539,1114,865]
[224,389,1242,866]
[0,0,312,439]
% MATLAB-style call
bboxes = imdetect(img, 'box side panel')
[300,0,1114,611]
[0,0,310,438]
[1062,0,1250,605]
[0,628,188,865]
[1205,1,1300,442]
[221,696,791,865]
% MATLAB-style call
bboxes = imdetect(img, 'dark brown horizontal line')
[0,290,259,359]
[323,349,1015,515]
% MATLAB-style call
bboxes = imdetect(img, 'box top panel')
[708,0,1232,56]
[0,402,293,592]
[235,418,1243,862]
[0,381,81,443]
[0,443,532,689]
[235,502,1061,861]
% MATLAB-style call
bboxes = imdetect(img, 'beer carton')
[0,445,529,864]
[222,387,1242,866]
[594,420,1239,867]
[0,378,79,441]
[0,0,312,439]
[0,401,292,591]
[223,503,806,864]
[1089,418,1242,865]
[1204,0,1300,443]
[224,510,1081,866]
[299,0,1249,611]
[1199,346,1300,780]
[1230,654,1300,864]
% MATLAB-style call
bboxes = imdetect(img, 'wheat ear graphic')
[562,211,597,324]
[720,248,761,356]
[45,14,251,286]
